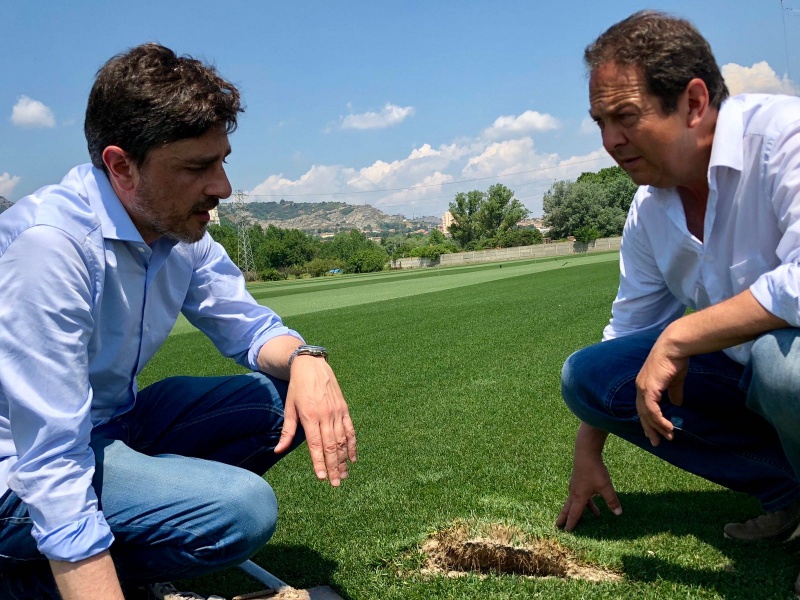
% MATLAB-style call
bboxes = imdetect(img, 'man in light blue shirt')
[0,43,357,600]
[556,11,800,595]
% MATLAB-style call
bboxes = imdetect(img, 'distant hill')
[217,199,439,234]
[0,197,12,214]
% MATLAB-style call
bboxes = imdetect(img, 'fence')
[390,236,622,269]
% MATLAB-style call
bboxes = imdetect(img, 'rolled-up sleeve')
[0,226,113,561]
[181,235,303,371]
[750,118,800,325]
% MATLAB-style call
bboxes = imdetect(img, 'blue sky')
[3,1,799,217]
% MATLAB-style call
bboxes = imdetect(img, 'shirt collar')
[708,96,745,173]
[73,164,145,243]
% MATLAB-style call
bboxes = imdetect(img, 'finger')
[667,371,686,407]
[638,391,674,445]
[564,499,587,532]
[599,484,623,516]
[588,497,600,517]
[304,426,329,482]
[319,415,343,487]
[555,500,571,528]
[640,415,662,447]
[331,407,349,480]
[645,402,674,442]
[343,412,357,463]
[274,405,298,454]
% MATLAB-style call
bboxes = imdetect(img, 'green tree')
[320,230,387,273]
[448,190,484,247]
[543,166,637,239]
[574,225,602,243]
[207,223,238,260]
[478,184,530,240]
[497,228,543,248]
[349,248,387,273]
[428,228,446,245]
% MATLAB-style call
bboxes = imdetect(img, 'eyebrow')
[184,147,232,165]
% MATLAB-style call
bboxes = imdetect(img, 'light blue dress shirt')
[0,164,301,562]
[603,94,800,365]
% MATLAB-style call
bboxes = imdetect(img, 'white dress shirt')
[604,94,800,365]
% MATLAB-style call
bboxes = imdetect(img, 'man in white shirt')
[556,10,800,594]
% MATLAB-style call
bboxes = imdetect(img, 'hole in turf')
[421,522,621,582]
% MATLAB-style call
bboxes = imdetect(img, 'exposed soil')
[420,522,621,583]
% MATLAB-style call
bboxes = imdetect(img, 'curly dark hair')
[85,43,243,171]
[585,10,729,113]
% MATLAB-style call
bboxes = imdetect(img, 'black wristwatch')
[288,344,328,368]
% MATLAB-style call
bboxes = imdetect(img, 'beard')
[129,177,218,244]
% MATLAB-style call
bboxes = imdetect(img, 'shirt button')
[138,247,146,253]
[144,325,150,333]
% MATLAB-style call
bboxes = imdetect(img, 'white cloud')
[248,110,612,218]
[483,110,560,139]
[340,103,415,130]
[580,115,597,135]
[722,61,800,96]
[10,96,56,128]
[0,172,21,197]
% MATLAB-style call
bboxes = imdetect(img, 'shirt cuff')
[33,511,114,562]
[247,327,304,371]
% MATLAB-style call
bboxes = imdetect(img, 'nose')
[601,123,627,153]
[207,162,232,200]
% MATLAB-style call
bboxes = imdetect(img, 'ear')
[683,78,710,129]
[101,146,137,193]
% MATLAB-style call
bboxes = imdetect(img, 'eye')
[618,113,639,127]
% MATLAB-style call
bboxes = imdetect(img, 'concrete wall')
[391,236,621,269]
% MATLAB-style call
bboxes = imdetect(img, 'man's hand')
[634,291,789,446]
[635,334,689,446]
[274,355,357,486]
[556,423,621,531]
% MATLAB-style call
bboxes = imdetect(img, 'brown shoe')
[724,498,800,542]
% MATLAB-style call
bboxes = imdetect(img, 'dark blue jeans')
[0,372,305,598]
[562,328,800,513]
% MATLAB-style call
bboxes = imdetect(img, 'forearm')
[658,289,788,358]
[50,551,124,600]
[576,421,609,455]
[256,335,304,379]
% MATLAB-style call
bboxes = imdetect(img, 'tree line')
[207,166,638,280]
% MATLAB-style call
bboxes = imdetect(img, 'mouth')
[192,199,219,223]
[617,156,642,169]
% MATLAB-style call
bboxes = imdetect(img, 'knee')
[210,471,278,564]
[748,329,800,415]
[561,345,605,423]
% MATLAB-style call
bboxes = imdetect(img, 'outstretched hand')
[274,355,357,486]
[556,424,621,531]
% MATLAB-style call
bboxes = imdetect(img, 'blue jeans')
[0,373,305,598]
[562,328,800,513]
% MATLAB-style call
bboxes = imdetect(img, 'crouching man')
[0,43,356,599]
[558,10,800,595]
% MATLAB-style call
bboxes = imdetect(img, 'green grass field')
[140,254,799,599]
